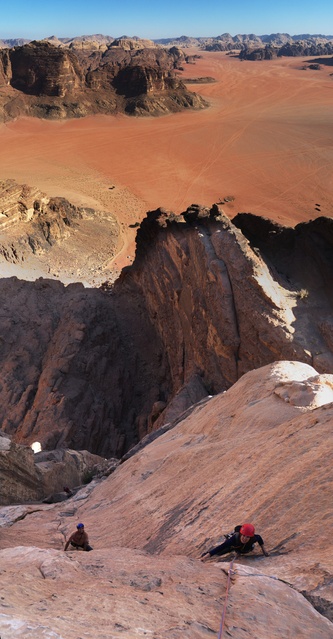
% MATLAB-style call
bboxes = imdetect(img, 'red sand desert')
[0,51,332,268]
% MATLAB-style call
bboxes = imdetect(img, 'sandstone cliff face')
[124,206,333,394]
[0,432,44,503]
[9,41,84,96]
[0,42,207,120]
[0,277,168,457]
[0,49,11,84]
[0,204,332,457]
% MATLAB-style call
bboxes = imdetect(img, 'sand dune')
[0,52,332,261]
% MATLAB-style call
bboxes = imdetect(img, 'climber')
[64,523,93,551]
[200,523,269,560]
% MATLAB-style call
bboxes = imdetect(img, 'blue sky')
[1,0,333,40]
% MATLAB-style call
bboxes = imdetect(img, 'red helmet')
[240,523,255,537]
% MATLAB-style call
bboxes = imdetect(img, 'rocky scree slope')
[0,41,207,120]
[0,179,120,284]
[0,204,332,457]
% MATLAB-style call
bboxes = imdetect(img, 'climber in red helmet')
[201,523,269,561]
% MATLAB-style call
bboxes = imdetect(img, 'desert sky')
[0,51,332,233]
[3,0,333,40]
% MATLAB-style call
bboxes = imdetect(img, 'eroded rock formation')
[0,41,207,120]
[0,203,332,457]
[0,179,119,283]
[0,430,108,505]
[239,40,333,60]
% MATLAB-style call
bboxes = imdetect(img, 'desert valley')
[0,33,333,639]
[1,47,333,277]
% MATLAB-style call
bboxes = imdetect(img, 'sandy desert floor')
[0,51,332,271]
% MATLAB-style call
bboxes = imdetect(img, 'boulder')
[0,432,108,504]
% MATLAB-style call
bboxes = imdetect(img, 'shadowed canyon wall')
[0,205,332,456]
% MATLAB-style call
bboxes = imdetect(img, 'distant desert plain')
[0,51,332,269]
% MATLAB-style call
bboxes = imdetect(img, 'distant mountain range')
[155,33,333,48]
[1,32,333,51]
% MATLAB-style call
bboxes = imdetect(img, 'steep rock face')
[0,545,332,639]
[72,361,333,624]
[0,49,11,84]
[85,45,201,115]
[122,206,333,395]
[0,206,332,456]
[10,41,84,96]
[0,42,207,121]
[0,431,44,503]
[0,277,168,457]
[113,65,174,97]
[1,362,333,637]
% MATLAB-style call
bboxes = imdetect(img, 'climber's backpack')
[224,525,241,539]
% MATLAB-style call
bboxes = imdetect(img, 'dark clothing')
[208,532,264,557]
[70,540,93,551]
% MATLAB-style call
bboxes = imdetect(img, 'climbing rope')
[217,554,238,639]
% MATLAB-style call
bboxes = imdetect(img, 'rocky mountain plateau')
[0,39,207,121]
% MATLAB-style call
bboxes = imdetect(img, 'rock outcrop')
[0,431,109,504]
[9,42,84,96]
[239,40,333,60]
[0,431,44,504]
[0,204,332,457]
[0,41,207,121]
[0,179,119,284]
[239,45,277,60]
[127,206,333,389]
